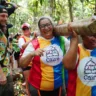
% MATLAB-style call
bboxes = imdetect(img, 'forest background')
[8,0,96,34]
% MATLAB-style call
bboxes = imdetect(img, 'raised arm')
[63,30,78,70]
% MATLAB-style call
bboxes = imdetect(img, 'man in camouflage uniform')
[0,6,14,96]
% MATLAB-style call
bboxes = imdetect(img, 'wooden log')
[54,16,96,36]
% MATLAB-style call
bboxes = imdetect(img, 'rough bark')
[54,16,96,36]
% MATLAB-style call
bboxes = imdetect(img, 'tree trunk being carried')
[54,16,96,36]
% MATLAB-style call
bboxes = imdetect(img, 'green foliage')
[80,0,89,3]
[40,0,44,5]
[8,0,96,35]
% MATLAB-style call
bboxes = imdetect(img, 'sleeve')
[18,38,25,49]
[63,37,70,52]
[22,42,35,57]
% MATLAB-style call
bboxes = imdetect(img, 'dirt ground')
[13,73,28,96]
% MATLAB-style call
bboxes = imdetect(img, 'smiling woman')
[38,16,54,39]
[19,16,78,96]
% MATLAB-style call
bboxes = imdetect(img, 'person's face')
[39,19,53,39]
[0,13,8,26]
[22,27,31,36]
[82,36,96,50]
[17,35,21,40]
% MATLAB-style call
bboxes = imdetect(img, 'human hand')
[6,2,18,8]
[0,73,7,85]
[68,23,78,41]
[34,48,44,56]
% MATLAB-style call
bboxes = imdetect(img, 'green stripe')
[59,36,66,84]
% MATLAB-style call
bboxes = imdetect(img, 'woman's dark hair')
[38,16,54,29]
[14,33,21,39]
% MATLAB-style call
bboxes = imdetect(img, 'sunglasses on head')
[22,27,29,31]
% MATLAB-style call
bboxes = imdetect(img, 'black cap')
[0,5,7,13]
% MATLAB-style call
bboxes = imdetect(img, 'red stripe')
[19,36,26,58]
[28,39,42,89]
[67,68,77,96]
[67,47,80,96]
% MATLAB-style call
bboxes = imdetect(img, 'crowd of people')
[0,1,96,96]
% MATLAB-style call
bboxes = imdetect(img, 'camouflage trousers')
[0,75,14,96]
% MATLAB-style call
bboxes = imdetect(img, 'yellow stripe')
[76,77,91,96]
[76,44,91,96]
[38,37,54,91]
[79,44,90,60]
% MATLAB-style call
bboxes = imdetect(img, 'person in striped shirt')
[64,35,96,96]
[19,16,78,96]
